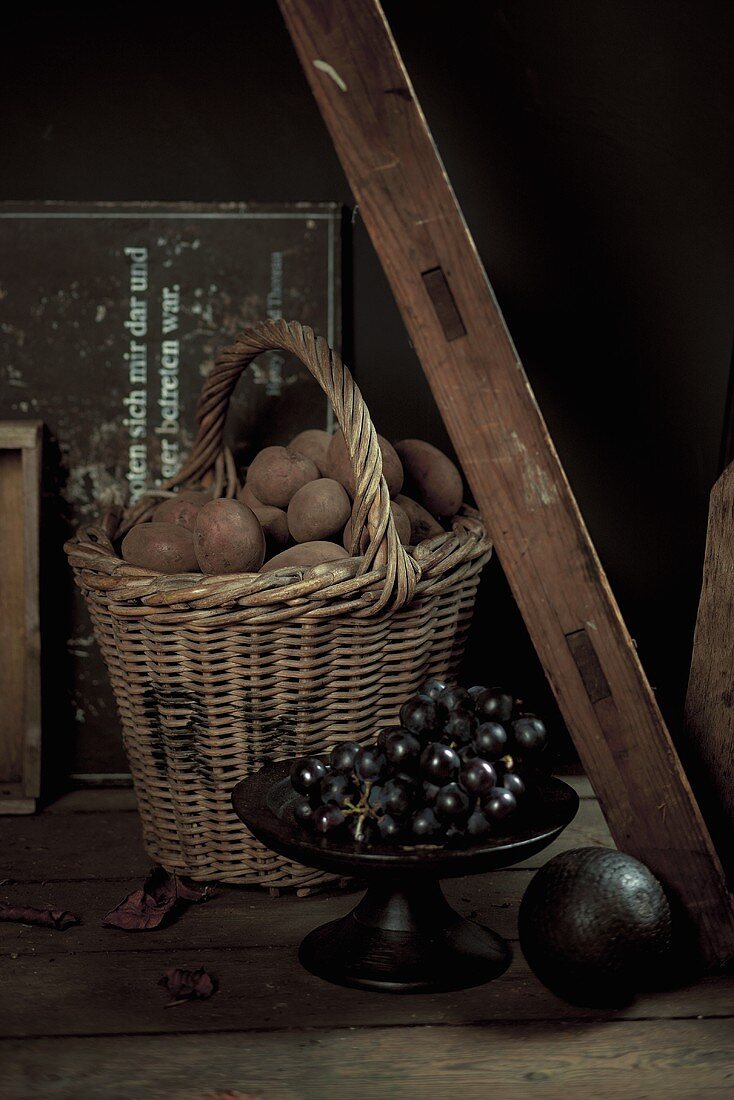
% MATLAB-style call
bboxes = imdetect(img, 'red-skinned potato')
[121,522,199,574]
[251,503,289,549]
[288,429,332,474]
[246,446,319,508]
[151,496,203,531]
[324,430,404,499]
[394,494,444,544]
[343,500,411,551]
[240,484,291,550]
[287,478,351,543]
[260,541,349,573]
[237,482,262,509]
[194,498,265,574]
[393,439,463,518]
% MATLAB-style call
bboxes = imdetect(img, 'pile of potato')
[120,428,464,576]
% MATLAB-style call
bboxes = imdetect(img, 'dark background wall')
[3,1,733,762]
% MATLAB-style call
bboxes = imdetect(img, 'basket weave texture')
[65,320,491,887]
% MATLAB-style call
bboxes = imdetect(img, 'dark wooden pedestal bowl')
[232,761,578,994]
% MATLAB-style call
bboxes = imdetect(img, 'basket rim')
[66,503,491,616]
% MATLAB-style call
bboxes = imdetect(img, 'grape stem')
[342,781,384,837]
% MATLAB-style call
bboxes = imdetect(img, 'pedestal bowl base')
[299,878,511,993]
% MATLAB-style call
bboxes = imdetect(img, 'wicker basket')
[65,319,491,888]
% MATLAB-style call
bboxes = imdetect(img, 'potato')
[287,478,351,543]
[151,496,204,531]
[343,500,411,551]
[237,482,262,509]
[238,480,289,547]
[121,522,199,574]
[324,430,404,499]
[394,439,463,518]
[288,429,332,474]
[259,541,349,573]
[395,493,444,544]
[194,498,265,574]
[246,446,319,508]
[251,503,290,549]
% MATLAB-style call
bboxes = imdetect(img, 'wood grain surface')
[685,462,734,879]
[277,0,734,966]
[5,1016,734,1100]
[4,1021,734,1100]
[0,421,41,811]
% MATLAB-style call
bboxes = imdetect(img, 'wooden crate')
[0,421,41,813]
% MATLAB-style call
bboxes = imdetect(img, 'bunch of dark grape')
[288,679,548,845]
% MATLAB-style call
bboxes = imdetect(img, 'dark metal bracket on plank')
[421,267,466,341]
[566,627,612,704]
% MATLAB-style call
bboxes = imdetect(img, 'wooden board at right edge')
[279,0,734,967]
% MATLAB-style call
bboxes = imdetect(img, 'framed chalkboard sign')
[0,201,343,776]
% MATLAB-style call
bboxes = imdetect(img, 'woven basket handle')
[167,319,419,611]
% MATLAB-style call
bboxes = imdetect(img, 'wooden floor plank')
[0,940,730,1039]
[2,1019,734,1100]
[2,810,150,882]
[0,870,535,954]
[1,796,613,884]
[42,790,139,814]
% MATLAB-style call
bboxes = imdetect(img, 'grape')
[320,773,356,806]
[474,688,513,723]
[329,741,361,775]
[436,684,473,719]
[467,685,486,702]
[311,803,345,833]
[434,782,472,823]
[502,770,526,798]
[376,727,394,751]
[293,796,314,828]
[399,694,437,738]
[442,712,476,745]
[384,729,422,772]
[420,742,460,783]
[466,807,492,837]
[378,814,403,840]
[354,746,388,783]
[473,721,508,759]
[423,780,440,803]
[512,715,547,754]
[381,776,418,818]
[290,757,328,797]
[482,786,517,821]
[367,783,384,809]
[410,806,443,839]
[420,677,448,701]
[457,744,479,764]
[459,757,497,797]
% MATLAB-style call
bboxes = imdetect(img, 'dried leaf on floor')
[159,966,217,1006]
[0,904,80,930]
[102,866,214,931]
